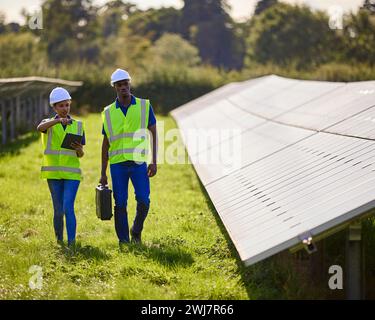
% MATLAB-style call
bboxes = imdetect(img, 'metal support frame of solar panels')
[0,77,82,145]
[171,74,375,299]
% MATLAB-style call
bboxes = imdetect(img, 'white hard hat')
[110,68,131,86]
[49,87,72,106]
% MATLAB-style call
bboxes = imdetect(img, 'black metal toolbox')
[95,184,113,220]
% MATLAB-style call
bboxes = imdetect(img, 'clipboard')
[61,133,83,150]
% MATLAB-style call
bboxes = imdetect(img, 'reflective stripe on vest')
[108,148,149,157]
[41,166,81,174]
[44,120,82,156]
[105,99,147,143]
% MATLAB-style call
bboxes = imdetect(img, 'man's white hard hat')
[49,87,72,106]
[110,68,131,87]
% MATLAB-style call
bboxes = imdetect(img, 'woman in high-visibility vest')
[37,87,85,247]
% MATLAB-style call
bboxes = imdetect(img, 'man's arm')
[147,124,158,177]
[100,135,109,185]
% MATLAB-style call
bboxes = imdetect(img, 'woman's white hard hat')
[49,87,72,106]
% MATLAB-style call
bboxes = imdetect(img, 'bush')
[133,64,225,114]
[240,62,375,82]
[0,32,47,78]
[54,62,225,114]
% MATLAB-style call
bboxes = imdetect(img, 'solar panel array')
[171,75,375,266]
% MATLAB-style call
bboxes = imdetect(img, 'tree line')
[0,0,374,113]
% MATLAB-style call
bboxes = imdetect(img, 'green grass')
[0,113,250,300]
[3,113,374,300]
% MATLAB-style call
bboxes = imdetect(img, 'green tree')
[98,22,152,72]
[125,7,181,42]
[99,0,138,38]
[362,0,375,13]
[181,0,244,69]
[41,0,100,64]
[150,33,201,67]
[254,0,278,16]
[341,10,375,65]
[245,3,338,69]
[0,11,23,34]
[0,11,6,34]
[0,32,48,77]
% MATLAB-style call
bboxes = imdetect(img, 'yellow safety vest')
[102,97,150,165]
[40,118,84,180]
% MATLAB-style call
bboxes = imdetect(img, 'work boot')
[131,202,149,242]
[67,240,76,248]
[119,240,129,251]
[130,227,142,244]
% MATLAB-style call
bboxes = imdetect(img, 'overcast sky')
[0,0,364,24]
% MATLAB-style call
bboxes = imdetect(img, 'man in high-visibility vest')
[100,69,158,245]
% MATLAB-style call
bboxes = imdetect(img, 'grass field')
[2,113,374,300]
[0,113,253,300]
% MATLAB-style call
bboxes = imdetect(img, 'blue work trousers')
[110,162,150,242]
[47,179,80,243]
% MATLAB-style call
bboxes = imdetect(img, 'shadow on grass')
[0,131,40,158]
[194,173,260,299]
[121,242,194,268]
[57,242,111,262]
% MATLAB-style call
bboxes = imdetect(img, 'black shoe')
[130,228,141,244]
[67,240,76,248]
[119,240,129,251]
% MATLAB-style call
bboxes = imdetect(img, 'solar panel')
[0,77,83,95]
[276,80,375,132]
[172,76,264,122]
[229,78,344,120]
[324,105,375,139]
[189,121,312,185]
[171,75,375,266]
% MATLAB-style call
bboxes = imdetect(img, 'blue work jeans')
[110,162,150,242]
[47,179,80,243]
